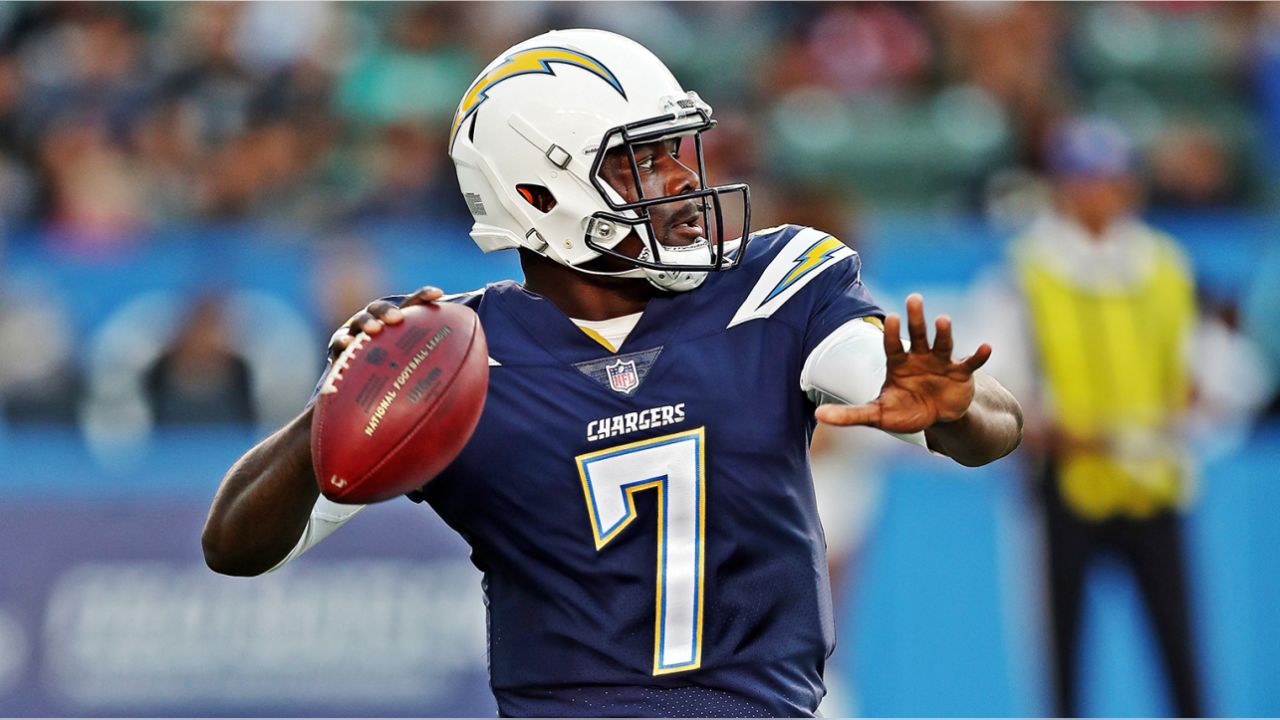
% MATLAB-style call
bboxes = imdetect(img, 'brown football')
[311,302,488,503]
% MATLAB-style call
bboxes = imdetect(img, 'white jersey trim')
[726,226,855,329]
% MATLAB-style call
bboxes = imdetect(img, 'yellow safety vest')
[1015,227,1195,520]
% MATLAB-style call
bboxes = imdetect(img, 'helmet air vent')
[516,184,557,213]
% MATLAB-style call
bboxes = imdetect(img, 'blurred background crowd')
[0,1,1278,423]
[0,2,1274,233]
[2,2,1279,718]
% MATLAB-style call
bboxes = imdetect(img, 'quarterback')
[203,30,1022,717]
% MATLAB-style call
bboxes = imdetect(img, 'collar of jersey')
[490,280,688,365]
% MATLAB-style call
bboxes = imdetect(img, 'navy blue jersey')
[374,225,880,716]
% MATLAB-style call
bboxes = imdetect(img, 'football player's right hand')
[815,293,990,433]
[327,286,443,359]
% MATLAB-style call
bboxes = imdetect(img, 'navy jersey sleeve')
[800,250,883,360]
[724,225,883,361]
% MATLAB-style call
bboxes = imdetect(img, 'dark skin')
[1055,175,1141,239]
[202,139,1021,576]
[817,294,1022,466]
[521,137,698,320]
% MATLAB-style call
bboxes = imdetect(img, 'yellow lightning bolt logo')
[450,46,625,151]
[761,235,846,305]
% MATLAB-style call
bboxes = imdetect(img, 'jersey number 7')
[576,427,706,675]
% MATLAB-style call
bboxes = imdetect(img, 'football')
[311,302,489,504]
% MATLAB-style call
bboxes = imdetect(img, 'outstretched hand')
[816,293,991,433]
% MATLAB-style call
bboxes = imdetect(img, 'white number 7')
[576,427,706,675]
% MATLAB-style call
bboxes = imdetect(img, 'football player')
[203,29,1022,717]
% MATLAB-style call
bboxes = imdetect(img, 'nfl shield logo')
[606,358,640,394]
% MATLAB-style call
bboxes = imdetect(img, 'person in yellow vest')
[1012,117,1203,717]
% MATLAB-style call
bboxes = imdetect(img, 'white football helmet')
[449,29,751,292]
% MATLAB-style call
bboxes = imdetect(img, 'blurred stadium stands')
[1,2,1278,717]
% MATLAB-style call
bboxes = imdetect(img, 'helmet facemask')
[583,95,751,292]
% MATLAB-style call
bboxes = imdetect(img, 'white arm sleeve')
[266,497,367,572]
[800,317,929,449]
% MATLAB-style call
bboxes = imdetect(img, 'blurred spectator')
[1007,118,1205,717]
[0,53,37,222]
[0,279,82,425]
[933,2,1067,166]
[337,4,475,126]
[699,110,762,188]
[39,119,151,247]
[1147,122,1239,209]
[1185,295,1276,456]
[159,4,256,149]
[1254,3,1280,185]
[0,51,21,154]
[768,3,931,98]
[81,285,318,448]
[0,1,1261,233]
[767,181,861,244]
[311,234,388,332]
[15,6,154,142]
[128,100,202,222]
[9,6,157,247]
[697,110,765,242]
[232,2,341,76]
[199,119,331,222]
[1242,242,1280,416]
[143,294,255,426]
[349,121,469,224]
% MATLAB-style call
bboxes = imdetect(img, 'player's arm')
[921,369,1023,467]
[201,287,442,576]
[814,293,1023,467]
[202,406,322,576]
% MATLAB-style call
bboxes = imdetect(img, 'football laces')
[319,333,370,395]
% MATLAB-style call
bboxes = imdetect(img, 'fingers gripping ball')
[312,303,489,503]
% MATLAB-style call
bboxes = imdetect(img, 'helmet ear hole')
[516,184,557,213]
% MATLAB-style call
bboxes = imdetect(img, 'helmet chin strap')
[636,243,710,292]
[586,184,710,292]
[556,238,710,292]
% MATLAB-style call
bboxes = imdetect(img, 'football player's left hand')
[815,293,991,433]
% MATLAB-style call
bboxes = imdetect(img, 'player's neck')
[519,250,658,321]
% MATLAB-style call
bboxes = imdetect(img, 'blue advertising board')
[0,447,496,717]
